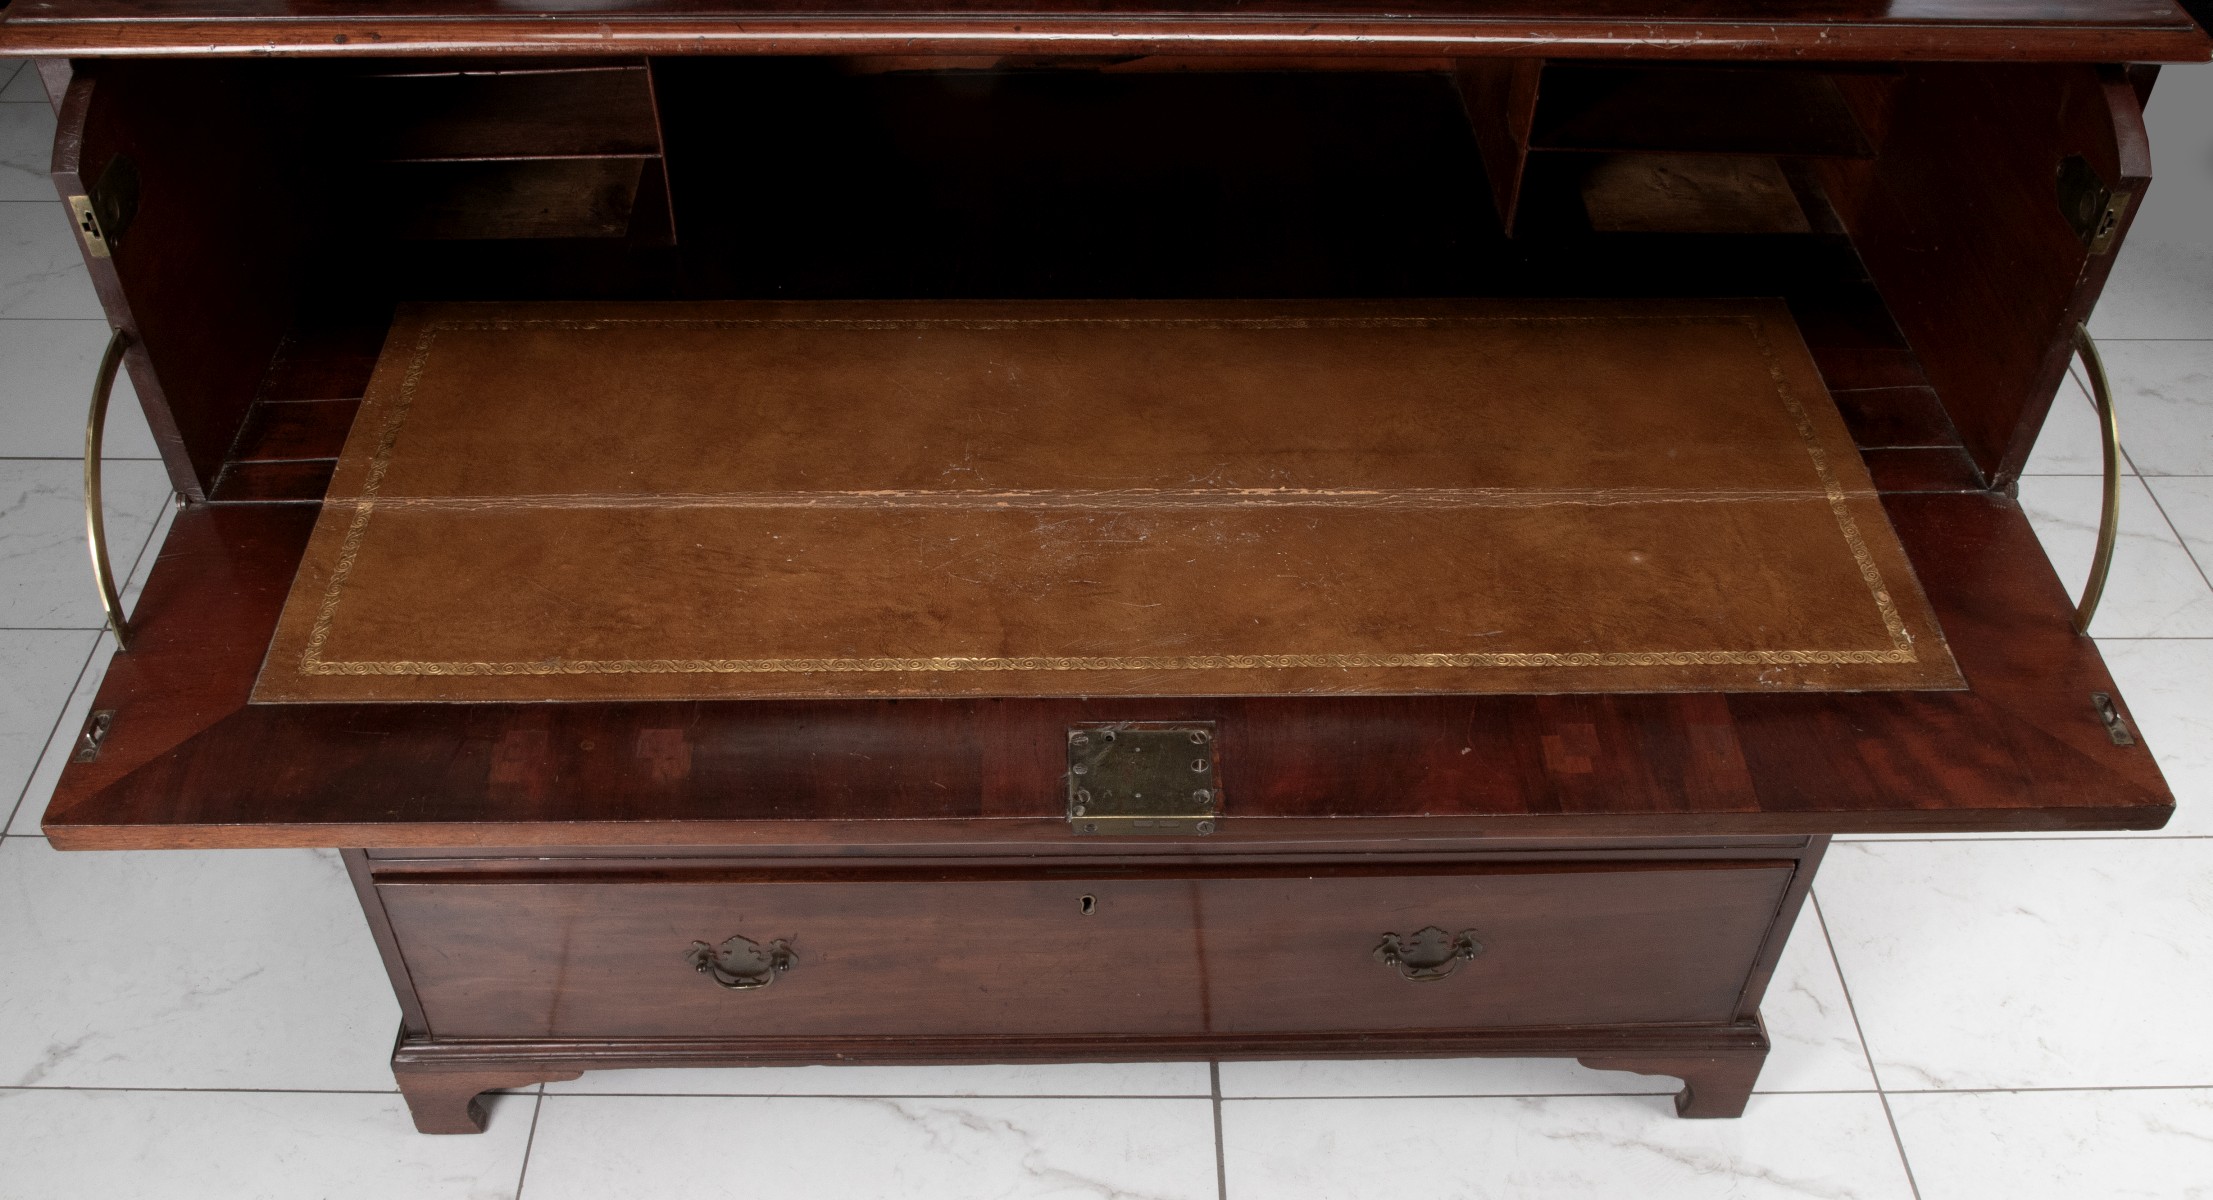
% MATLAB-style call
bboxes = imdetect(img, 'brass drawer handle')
[2071,323,2122,636]
[1373,925,1485,983]
[84,327,134,650]
[685,933,796,991]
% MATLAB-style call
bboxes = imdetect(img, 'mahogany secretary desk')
[2,0,2203,1134]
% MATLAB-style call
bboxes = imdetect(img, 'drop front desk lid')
[251,298,1961,704]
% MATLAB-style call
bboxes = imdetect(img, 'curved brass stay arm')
[84,327,133,651]
[2071,323,2123,637]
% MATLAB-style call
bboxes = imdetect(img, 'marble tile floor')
[0,53,2211,1200]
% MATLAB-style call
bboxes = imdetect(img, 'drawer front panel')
[1198,865,1793,1031]
[381,862,1790,1040]
[384,876,1212,1039]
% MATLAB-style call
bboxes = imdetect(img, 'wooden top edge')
[43,806,2175,851]
[2,16,2208,63]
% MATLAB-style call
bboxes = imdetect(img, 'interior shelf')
[338,63,664,162]
[277,58,676,242]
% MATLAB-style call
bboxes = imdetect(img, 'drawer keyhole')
[1079,894,1098,916]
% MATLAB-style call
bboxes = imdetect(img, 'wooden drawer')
[379,861,1794,1039]
[384,873,1212,1039]
[1196,864,1793,1032]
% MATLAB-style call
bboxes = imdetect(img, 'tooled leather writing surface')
[253,298,1960,702]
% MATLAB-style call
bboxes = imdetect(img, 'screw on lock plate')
[1067,722,1220,836]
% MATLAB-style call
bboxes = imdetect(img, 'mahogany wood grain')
[1860,446,1986,492]
[361,836,1817,863]
[1723,836,1825,1025]
[1201,864,1793,1030]
[1580,1048,1767,1117]
[377,859,1792,1038]
[1822,64,2151,486]
[38,486,2170,848]
[1807,345,1930,393]
[389,1059,578,1134]
[47,76,185,495]
[344,850,431,1036]
[388,873,1214,1038]
[843,54,1463,73]
[389,1019,1771,1132]
[33,57,71,109]
[1454,58,1540,234]
[319,64,662,162]
[3,1,2208,62]
[1528,64,1877,158]
[228,397,359,463]
[1831,385,1963,449]
[55,64,302,499]
[207,458,338,503]
[367,848,1803,1127]
[261,325,389,402]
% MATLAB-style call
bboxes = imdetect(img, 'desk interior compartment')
[37,56,2175,845]
[274,58,676,243]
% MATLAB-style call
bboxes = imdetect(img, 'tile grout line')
[2,499,170,834]
[2138,478,2213,598]
[512,1086,547,1200]
[1813,889,1925,1200]
[1,633,99,837]
[2077,354,2213,595]
[1,1080,2207,1099]
[0,1082,1230,1099]
[487,1090,1222,1102]
[1214,1083,2213,1099]
[0,1085,406,1096]
[1210,1061,1229,1200]
[1836,834,2212,843]
[1875,1082,2213,1096]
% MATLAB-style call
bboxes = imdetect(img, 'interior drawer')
[378,861,1793,1039]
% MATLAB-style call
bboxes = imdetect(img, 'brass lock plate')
[1067,722,1219,836]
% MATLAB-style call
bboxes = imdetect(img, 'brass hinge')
[1067,722,1220,836]
[67,194,111,258]
[72,709,116,763]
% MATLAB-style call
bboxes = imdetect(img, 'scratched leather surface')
[253,298,1962,701]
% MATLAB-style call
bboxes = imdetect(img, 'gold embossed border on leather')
[264,305,1951,696]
